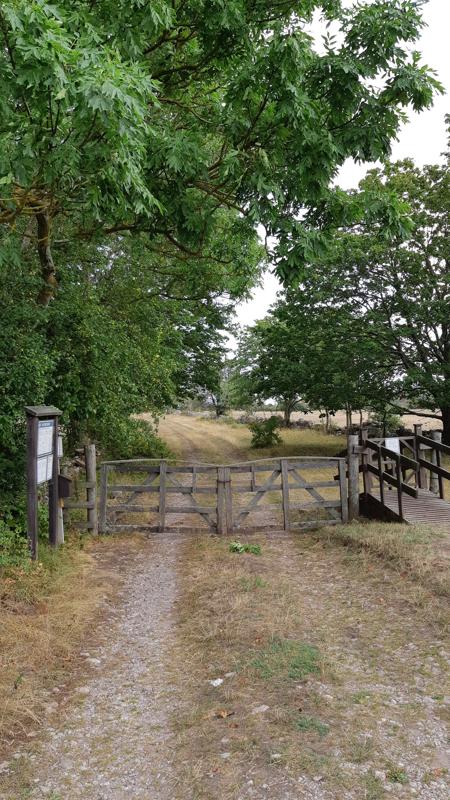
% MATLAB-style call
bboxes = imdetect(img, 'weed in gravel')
[250,638,321,681]
[386,764,408,784]
[362,770,385,799]
[229,541,261,555]
[295,715,329,737]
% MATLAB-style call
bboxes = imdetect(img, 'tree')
[0,0,442,302]
[234,296,396,428]
[291,146,450,441]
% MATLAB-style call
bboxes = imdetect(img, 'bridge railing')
[415,434,450,499]
[361,429,449,520]
[364,441,419,521]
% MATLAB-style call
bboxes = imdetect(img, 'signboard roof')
[25,405,62,418]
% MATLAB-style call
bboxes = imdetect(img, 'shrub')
[0,518,29,568]
[249,416,282,448]
[98,418,170,460]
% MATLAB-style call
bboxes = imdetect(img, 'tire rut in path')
[14,539,183,800]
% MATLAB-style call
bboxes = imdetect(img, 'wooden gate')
[99,457,348,534]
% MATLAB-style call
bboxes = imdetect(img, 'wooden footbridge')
[357,427,450,530]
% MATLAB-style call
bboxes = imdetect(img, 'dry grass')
[156,413,346,462]
[0,535,140,757]
[171,533,449,799]
[317,521,450,597]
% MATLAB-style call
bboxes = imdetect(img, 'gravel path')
[12,539,183,800]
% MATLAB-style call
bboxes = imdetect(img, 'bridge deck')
[364,488,450,531]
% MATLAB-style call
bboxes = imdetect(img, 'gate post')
[85,444,98,535]
[281,459,290,531]
[217,466,226,534]
[217,466,232,535]
[347,434,359,521]
[99,464,109,534]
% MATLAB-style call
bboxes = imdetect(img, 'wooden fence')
[98,456,349,535]
[360,426,450,522]
[62,444,98,534]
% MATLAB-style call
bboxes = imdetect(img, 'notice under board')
[385,437,400,454]
[37,454,53,485]
[38,419,55,457]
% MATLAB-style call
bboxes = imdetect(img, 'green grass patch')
[250,637,321,681]
[386,765,408,784]
[229,541,261,555]
[239,576,267,591]
[295,715,329,737]
[362,770,385,799]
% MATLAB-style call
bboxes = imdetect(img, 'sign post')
[25,405,62,559]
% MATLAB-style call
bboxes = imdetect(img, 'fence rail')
[361,426,449,521]
[99,456,348,535]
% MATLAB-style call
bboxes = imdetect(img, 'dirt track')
[2,416,448,800]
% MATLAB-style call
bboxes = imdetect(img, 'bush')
[98,418,170,460]
[249,416,282,448]
[0,518,29,568]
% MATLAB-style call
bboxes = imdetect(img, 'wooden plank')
[108,464,162,473]
[235,469,282,524]
[166,471,217,527]
[26,414,39,560]
[159,460,166,532]
[85,444,98,536]
[281,459,290,532]
[107,504,158,513]
[288,479,338,489]
[48,417,60,547]
[225,467,233,533]
[417,434,450,456]
[348,434,360,520]
[290,468,341,521]
[366,464,418,498]
[72,521,95,530]
[339,459,348,523]
[290,500,341,510]
[418,458,450,481]
[63,500,95,510]
[166,505,216,514]
[99,464,109,534]
[217,466,226,534]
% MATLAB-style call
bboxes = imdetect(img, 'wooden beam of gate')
[166,469,217,528]
[281,459,290,532]
[236,467,281,525]
[290,467,341,521]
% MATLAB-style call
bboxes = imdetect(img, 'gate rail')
[99,456,348,535]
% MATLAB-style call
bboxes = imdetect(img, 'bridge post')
[347,434,360,521]
[429,430,442,495]
[414,424,428,489]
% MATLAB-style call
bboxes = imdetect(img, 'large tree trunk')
[442,407,450,446]
[36,211,58,305]
[283,403,292,427]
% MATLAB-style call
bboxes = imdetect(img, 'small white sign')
[38,419,54,457]
[37,454,53,484]
[385,437,400,454]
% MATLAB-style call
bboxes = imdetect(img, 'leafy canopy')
[0,0,442,293]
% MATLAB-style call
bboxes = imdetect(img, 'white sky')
[235,0,450,330]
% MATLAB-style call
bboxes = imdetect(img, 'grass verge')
[317,520,449,597]
[171,533,448,799]
[0,534,126,757]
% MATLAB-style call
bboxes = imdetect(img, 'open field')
[227,409,443,432]
[1,414,448,799]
